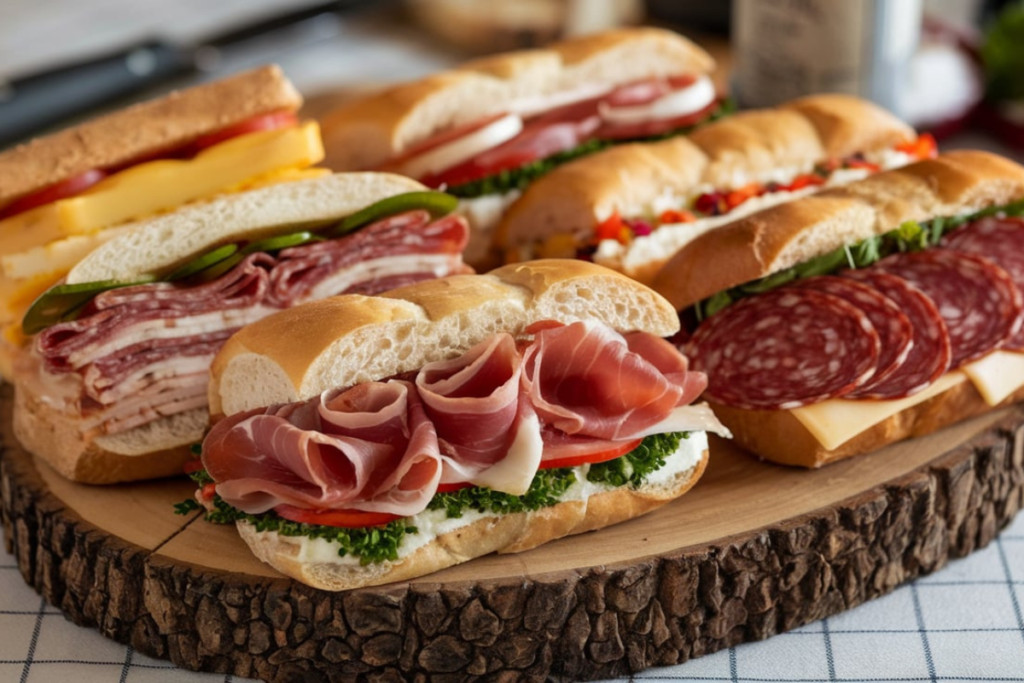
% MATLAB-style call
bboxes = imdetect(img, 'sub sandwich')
[194,260,729,590]
[651,150,1024,467]
[498,94,937,283]
[320,27,724,267]
[0,65,324,377]
[13,174,470,484]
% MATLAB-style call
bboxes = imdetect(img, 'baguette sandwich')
[498,94,936,283]
[320,28,724,268]
[0,65,325,378]
[651,150,1024,467]
[13,174,470,484]
[195,259,728,590]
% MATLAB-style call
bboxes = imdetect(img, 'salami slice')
[842,269,952,399]
[872,249,1024,368]
[790,276,913,397]
[685,288,880,410]
[942,217,1024,350]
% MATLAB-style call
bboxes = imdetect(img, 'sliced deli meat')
[686,289,881,410]
[789,276,913,398]
[872,249,1024,368]
[942,217,1024,351]
[841,269,952,399]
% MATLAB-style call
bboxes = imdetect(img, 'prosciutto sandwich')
[498,94,937,283]
[320,27,725,268]
[652,150,1024,467]
[0,66,324,378]
[194,260,728,590]
[13,174,470,484]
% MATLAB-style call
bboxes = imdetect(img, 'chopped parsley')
[692,198,1024,322]
[183,432,689,564]
[447,99,735,199]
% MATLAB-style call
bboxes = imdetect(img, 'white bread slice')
[321,28,714,171]
[210,259,680,417]
[66,172,426,284]
[496,95,916,263]
[0,65,302,210]
[652,150,1024,310]
[238,442,709,591]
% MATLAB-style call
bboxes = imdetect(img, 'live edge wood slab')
[1,384,1023,683]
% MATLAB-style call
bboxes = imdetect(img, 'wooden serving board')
[2,384,1023,683]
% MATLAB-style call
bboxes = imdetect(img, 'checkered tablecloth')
[2,514,1022,682]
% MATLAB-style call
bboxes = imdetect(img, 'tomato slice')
[539,438,642,470]
[0,169,107,220]
[191,111,298,151]
[895,132,938,160]
[436,481,474,494]
[274,504,402,528]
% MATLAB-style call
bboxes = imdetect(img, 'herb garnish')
[587,431,687,488]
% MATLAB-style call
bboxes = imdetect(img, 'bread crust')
[652,150,1024,310]
[709,379,1024,468]
[0,66,302,210]
[320,28,713,171]
[236,449,708,590]
[497,95,914,249]
[12,386,198,483]
[209,260,681,417]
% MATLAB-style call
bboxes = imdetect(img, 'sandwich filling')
[681,202,1024,421]
[190,320,728,564]
[20,194,470,445]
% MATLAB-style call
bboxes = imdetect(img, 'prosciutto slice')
[32,211,470,438]
[204,381,443,516]
[521,321,707,441]
[416,334,540,491]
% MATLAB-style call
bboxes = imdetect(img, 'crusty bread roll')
[652,150,1024,310]
[208,259,709,590]
[0,66,302,210]
[210,259,679,417]
[67,172,425,284]
[320,27,713,171]
[648,150,1024,468]
[239,447,708,591]
[496,94,916,282]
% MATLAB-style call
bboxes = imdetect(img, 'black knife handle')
[0,39,192,149]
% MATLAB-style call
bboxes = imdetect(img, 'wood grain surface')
[2,384,1023,682]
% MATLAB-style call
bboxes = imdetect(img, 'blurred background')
[3,0,1024,152]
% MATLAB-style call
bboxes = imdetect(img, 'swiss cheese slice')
[790,371,968,451]
[961,350,1024,407]
[0,122,324,254]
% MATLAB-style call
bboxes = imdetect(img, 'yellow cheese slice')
[0,122,324,254]
[790,371,968,451]
[0,271,62,326]
[961,350,1024,407]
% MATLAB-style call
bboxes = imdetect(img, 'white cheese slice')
[790,371,967,452]
[961,350,1024,407]
[397,114,523,179]
[598,76,716,125]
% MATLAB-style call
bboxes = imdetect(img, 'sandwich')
[651,150,1024,467]
[12,174,470,484]
[497,94,937,283]
[0,65,324,378]
[193,259,729,590]
[320,27,724,268]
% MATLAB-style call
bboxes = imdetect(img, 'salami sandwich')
[652,150,1024,467]
[196,260,728,590]
[13,174,470,484]
[498,94,936,283]
[320,28,723,268]
[0,65,324,379]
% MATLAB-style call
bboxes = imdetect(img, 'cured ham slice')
[415,333,538,491]
[205,381,443,517]
[522,321,707,441]
[32,211,470,438]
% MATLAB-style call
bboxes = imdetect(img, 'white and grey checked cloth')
[1,514,1022,682]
